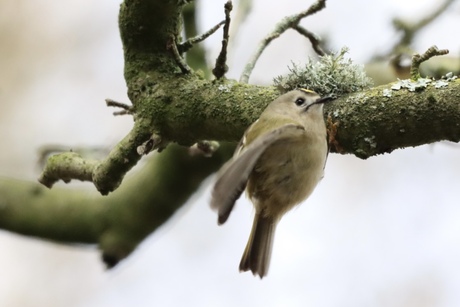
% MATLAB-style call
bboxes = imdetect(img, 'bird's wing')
[211,124,305,225]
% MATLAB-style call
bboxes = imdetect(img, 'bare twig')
[239,0,327,83]
[411,46,449,80]
[167,35,192,74]
[106,98,133,116]
[391,0,455,54]
[179,20,225,53]
[182,1,208,75]
[293,25,325,56]
[212,1,233,79]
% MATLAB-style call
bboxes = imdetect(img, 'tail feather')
[239,214,277,278]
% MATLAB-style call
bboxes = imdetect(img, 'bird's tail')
[239,213,277,278]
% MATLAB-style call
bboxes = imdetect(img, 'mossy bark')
[0,0,459,266]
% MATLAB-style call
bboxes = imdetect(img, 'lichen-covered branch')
[274,48,372,96]
[327,79,460,158]
[40,120,153,195]
[38,0,459,196]
[4,0,459,269]
[134,78,460,159]
[38,152,98,187]
[410,46,449,80]
[1,144,234,267]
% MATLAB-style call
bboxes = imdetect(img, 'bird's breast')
[247,133,327,216]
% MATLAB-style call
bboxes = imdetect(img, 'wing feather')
[211,124,305,225]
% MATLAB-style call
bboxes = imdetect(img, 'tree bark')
[0,0,458,265]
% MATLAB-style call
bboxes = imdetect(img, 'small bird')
[211,89,332,278]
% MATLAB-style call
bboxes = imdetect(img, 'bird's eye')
[295,97,305,106]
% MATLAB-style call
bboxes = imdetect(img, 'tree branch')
[292,25,325,56]
[410,46,449,80]
[106,98,133,116]
[239,0,326,83]
[327,80,460,158]
[181,1,211,76]
[178,20,225,54]
[1,144,234,267]
[212,1,233,79]
[3,0,458,269]
[392,0,455,50]
[37,0,460,192]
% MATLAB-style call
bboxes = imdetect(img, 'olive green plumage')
[211,89,332,278]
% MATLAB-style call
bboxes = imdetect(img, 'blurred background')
[0,0,459,306]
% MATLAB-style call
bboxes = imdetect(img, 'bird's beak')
[314,95,335,105]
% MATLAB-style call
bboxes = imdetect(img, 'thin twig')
[239,0,326,83]
[212,1,233,79]
[179,20,226,53]
[391,0,455,53]
[182,2,210,76]
[410,46,449,80]
[106,98,133,116]
[167,35,192,74]
[112,110,130,116]
[293,25,325,56]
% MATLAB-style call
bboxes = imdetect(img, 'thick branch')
[118,0,184,82]
[131,78,460,159]
[38,0,460,195]
[43,79,458,187]
[327,80,460,158]
[3,0,460,270]
[1,144,234,267]
[0,179,103,243]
